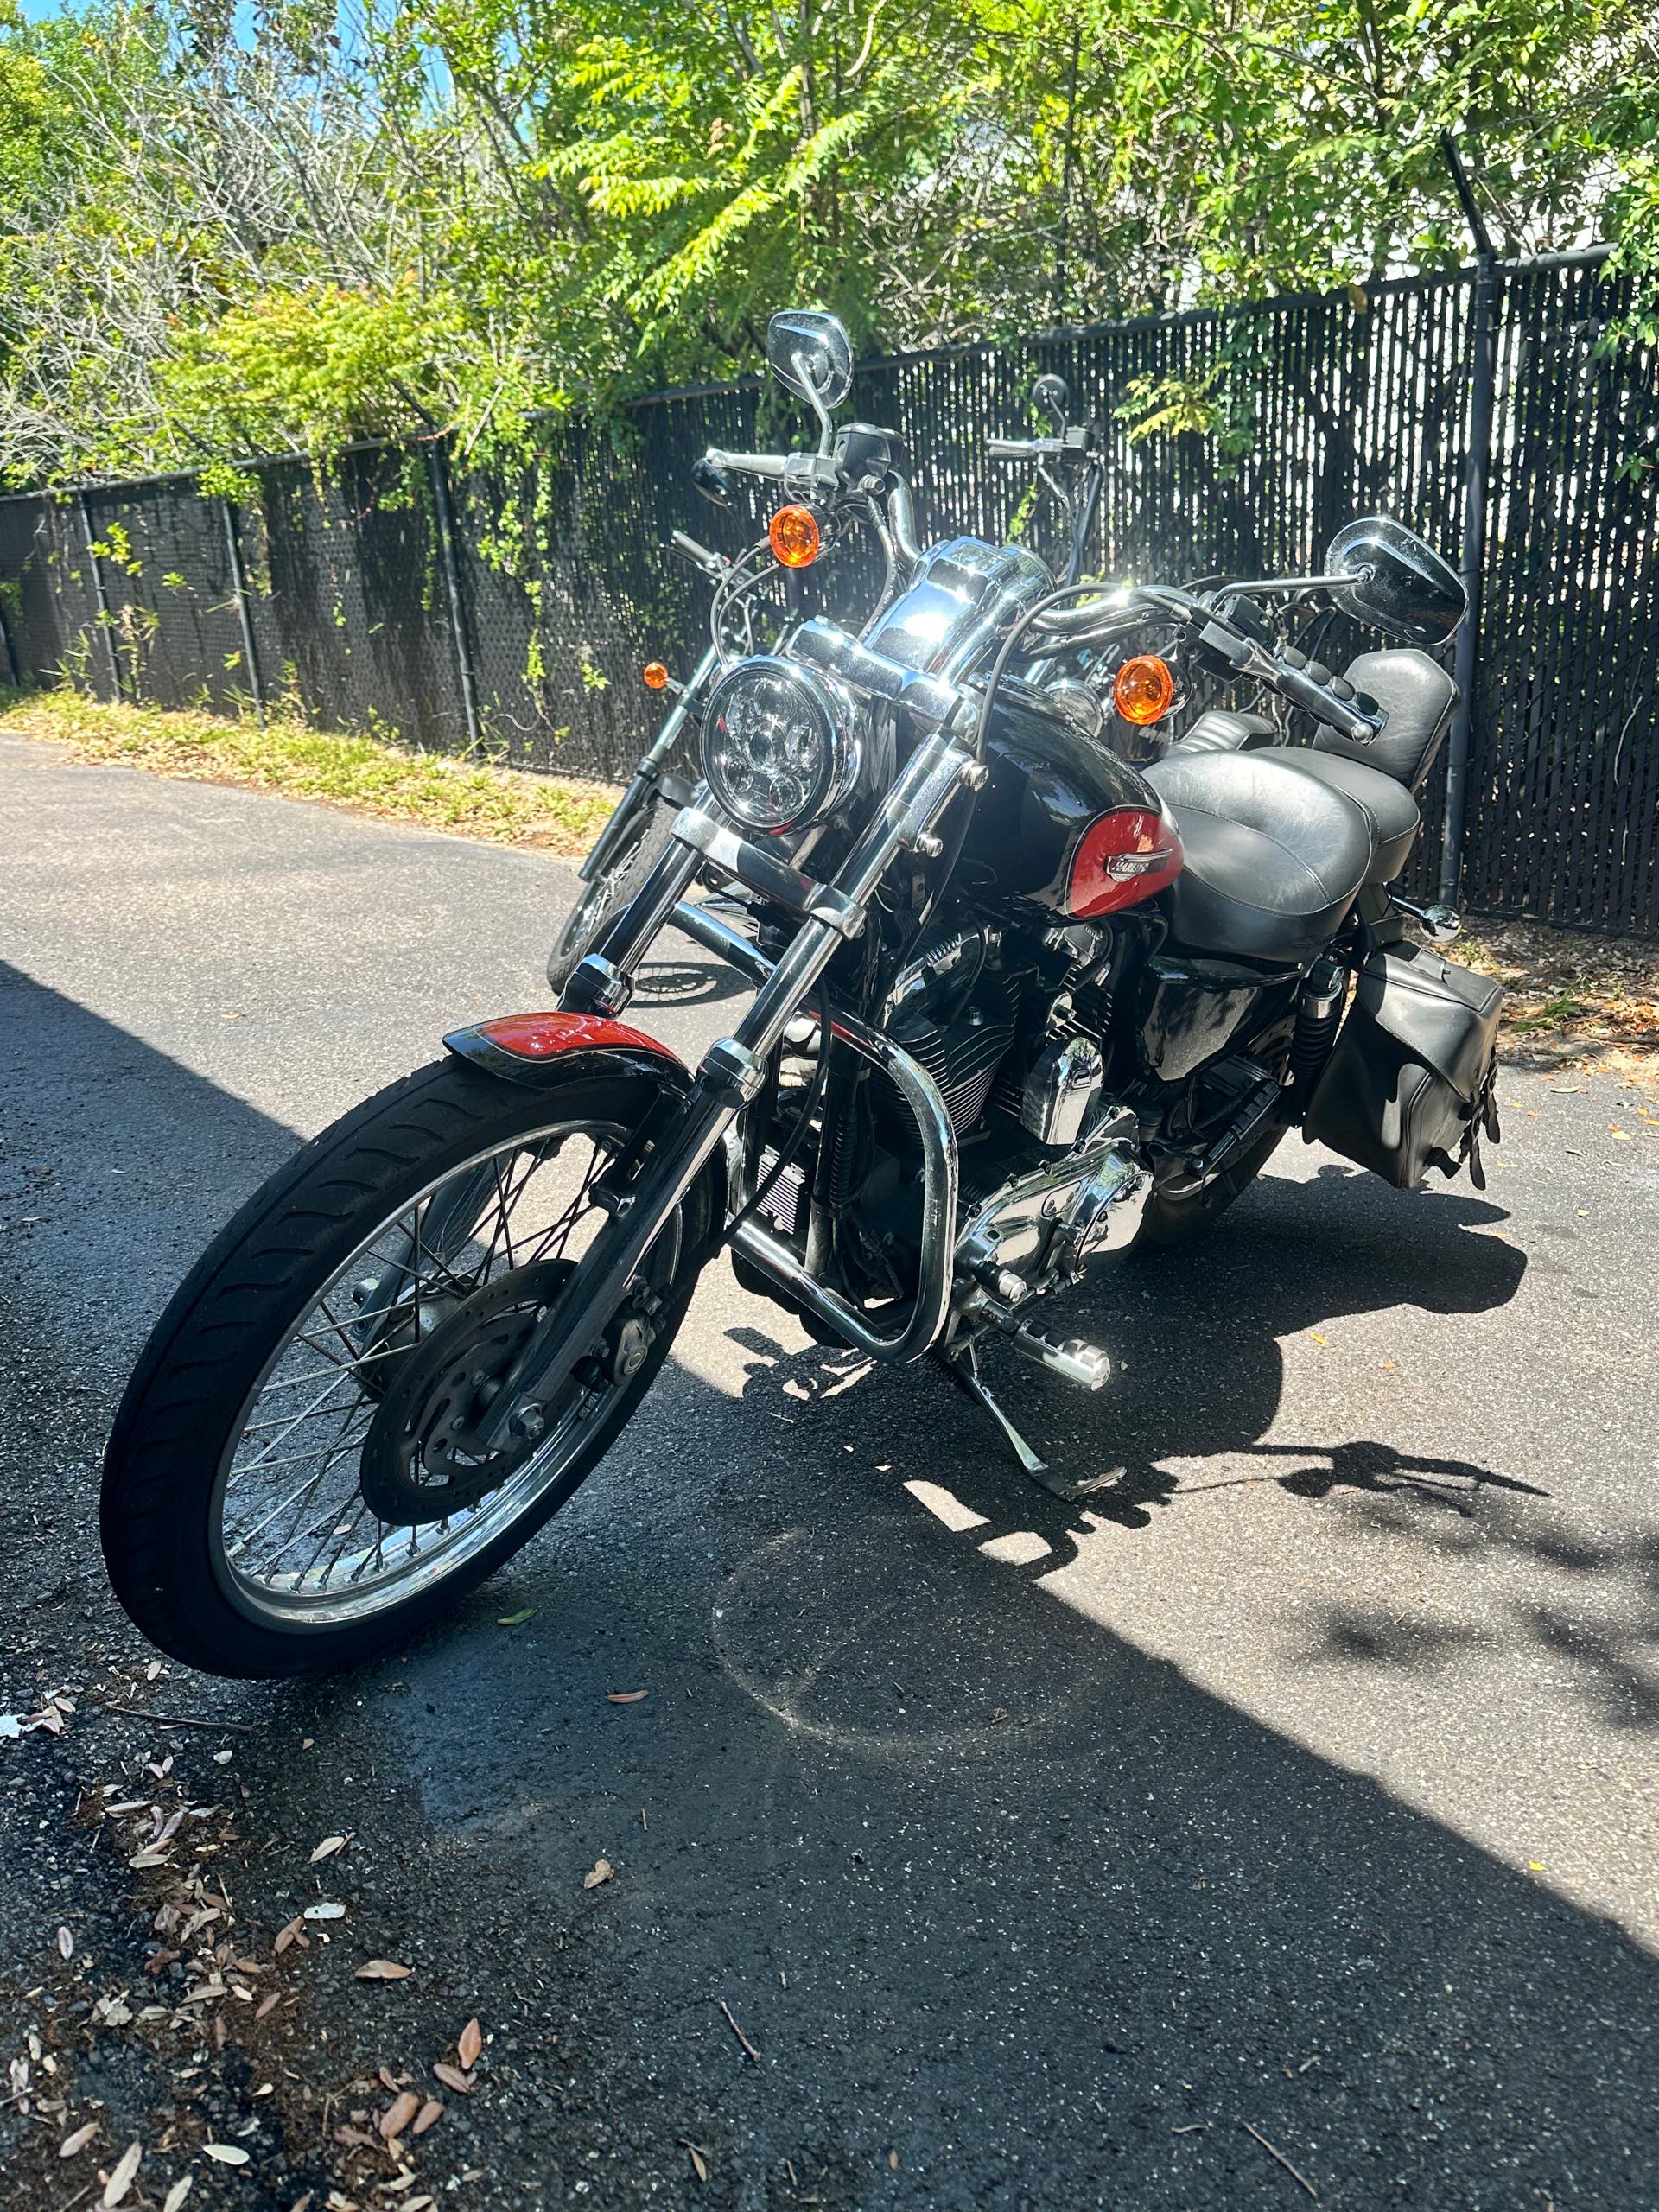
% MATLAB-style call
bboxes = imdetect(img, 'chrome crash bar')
[671,899,957,1363]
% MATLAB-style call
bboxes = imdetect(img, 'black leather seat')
[1142,749,1374,964]
[1170,707,1277,754]
[1265,748,1420,882]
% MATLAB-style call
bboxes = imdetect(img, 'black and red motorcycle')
[102,310,1500,1677]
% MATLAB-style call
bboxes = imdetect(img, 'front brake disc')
[358,1260,580,1526]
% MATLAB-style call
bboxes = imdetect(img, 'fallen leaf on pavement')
[679,2140,709,2183]
[57,1926,74,1960]
[273,1917,304,1955]
[457,2018,483,2069]
[162,2178,193,2212]
[355,1960,412,1980]
[432,2064,474,2094]
[308,1835,349,1864]
[60,2121,99,2158]
[202,2143,250,2165]
[606,1691,648,1704]
[411,2100,443,2136]
[256,1992,279,2020]
[582,1859,613,1891]
[379,2092,420,2139]
[102,2142,142,2207]
[497,1609,537,1627]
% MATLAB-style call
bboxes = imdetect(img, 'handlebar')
[1033,584,1389,745]
[1271,659,1384,744]
[986,435,1066,461]
[703,447,841,494]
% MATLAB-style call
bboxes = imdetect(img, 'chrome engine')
[955,1116,1150,1309]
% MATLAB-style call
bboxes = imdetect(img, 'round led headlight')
[701,656,861,835]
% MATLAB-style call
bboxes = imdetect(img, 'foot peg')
[1393,893,1462,945]
[996,1319,1111,1391]
[968,1295,1112,1390]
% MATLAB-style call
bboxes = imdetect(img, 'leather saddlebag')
[1305,942,1502,1189]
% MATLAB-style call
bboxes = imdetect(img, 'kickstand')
[940,1339,1054,1485]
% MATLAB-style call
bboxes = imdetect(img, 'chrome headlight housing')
[701,656,862,835]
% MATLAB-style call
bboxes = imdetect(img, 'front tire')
[102,1055,711,1678]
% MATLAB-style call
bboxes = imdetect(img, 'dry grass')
[0,684,618,857]
[1459,917,1659,1081]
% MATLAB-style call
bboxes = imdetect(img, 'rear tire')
[1134,1120,1287,1249]
[102,1055,711,1678]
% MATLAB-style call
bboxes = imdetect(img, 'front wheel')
[102,1056,711,1677]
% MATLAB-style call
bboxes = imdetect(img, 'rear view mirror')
[1033,373,1071,431]
[691,453,735,510]
[1325,517,1466,646]
[766,311,855,410]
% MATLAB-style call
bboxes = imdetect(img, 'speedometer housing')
[702,656,863,835]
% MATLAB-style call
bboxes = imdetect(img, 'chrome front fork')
[486,728,980,1440]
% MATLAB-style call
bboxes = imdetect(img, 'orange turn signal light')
[1113,653,1176,726]
[768,504,822,569]
[642,661,670,691]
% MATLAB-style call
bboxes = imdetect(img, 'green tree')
[0,0,1654,485]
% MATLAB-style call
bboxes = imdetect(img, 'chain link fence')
[1,253,1654,932]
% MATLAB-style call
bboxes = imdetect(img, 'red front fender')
[442,1011,691,1091]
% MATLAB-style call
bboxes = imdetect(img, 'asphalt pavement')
[1,729,1656,2212]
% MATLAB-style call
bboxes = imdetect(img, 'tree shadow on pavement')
[6,967,1656,2211]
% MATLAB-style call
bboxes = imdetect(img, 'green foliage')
[1116,362,1256,470]
[0,0,1656,488]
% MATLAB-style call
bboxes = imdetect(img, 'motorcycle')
[103,309,1501,1678]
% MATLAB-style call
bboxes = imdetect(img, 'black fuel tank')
[958,680,1166,913]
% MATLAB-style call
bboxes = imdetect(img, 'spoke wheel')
[102,1056,714,1676]
[545,800,677,991]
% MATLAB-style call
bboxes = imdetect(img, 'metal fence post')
[0,587,18,689]
[219,495,266,721]
[1440,136,1499,906]
[76,491,124,702]
[425,435,482,750]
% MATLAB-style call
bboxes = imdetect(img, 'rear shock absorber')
[1289,955,1348,1098]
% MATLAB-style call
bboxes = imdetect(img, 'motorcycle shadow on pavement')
[12,967,1653,2206]
[728,1155,1534,1573]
